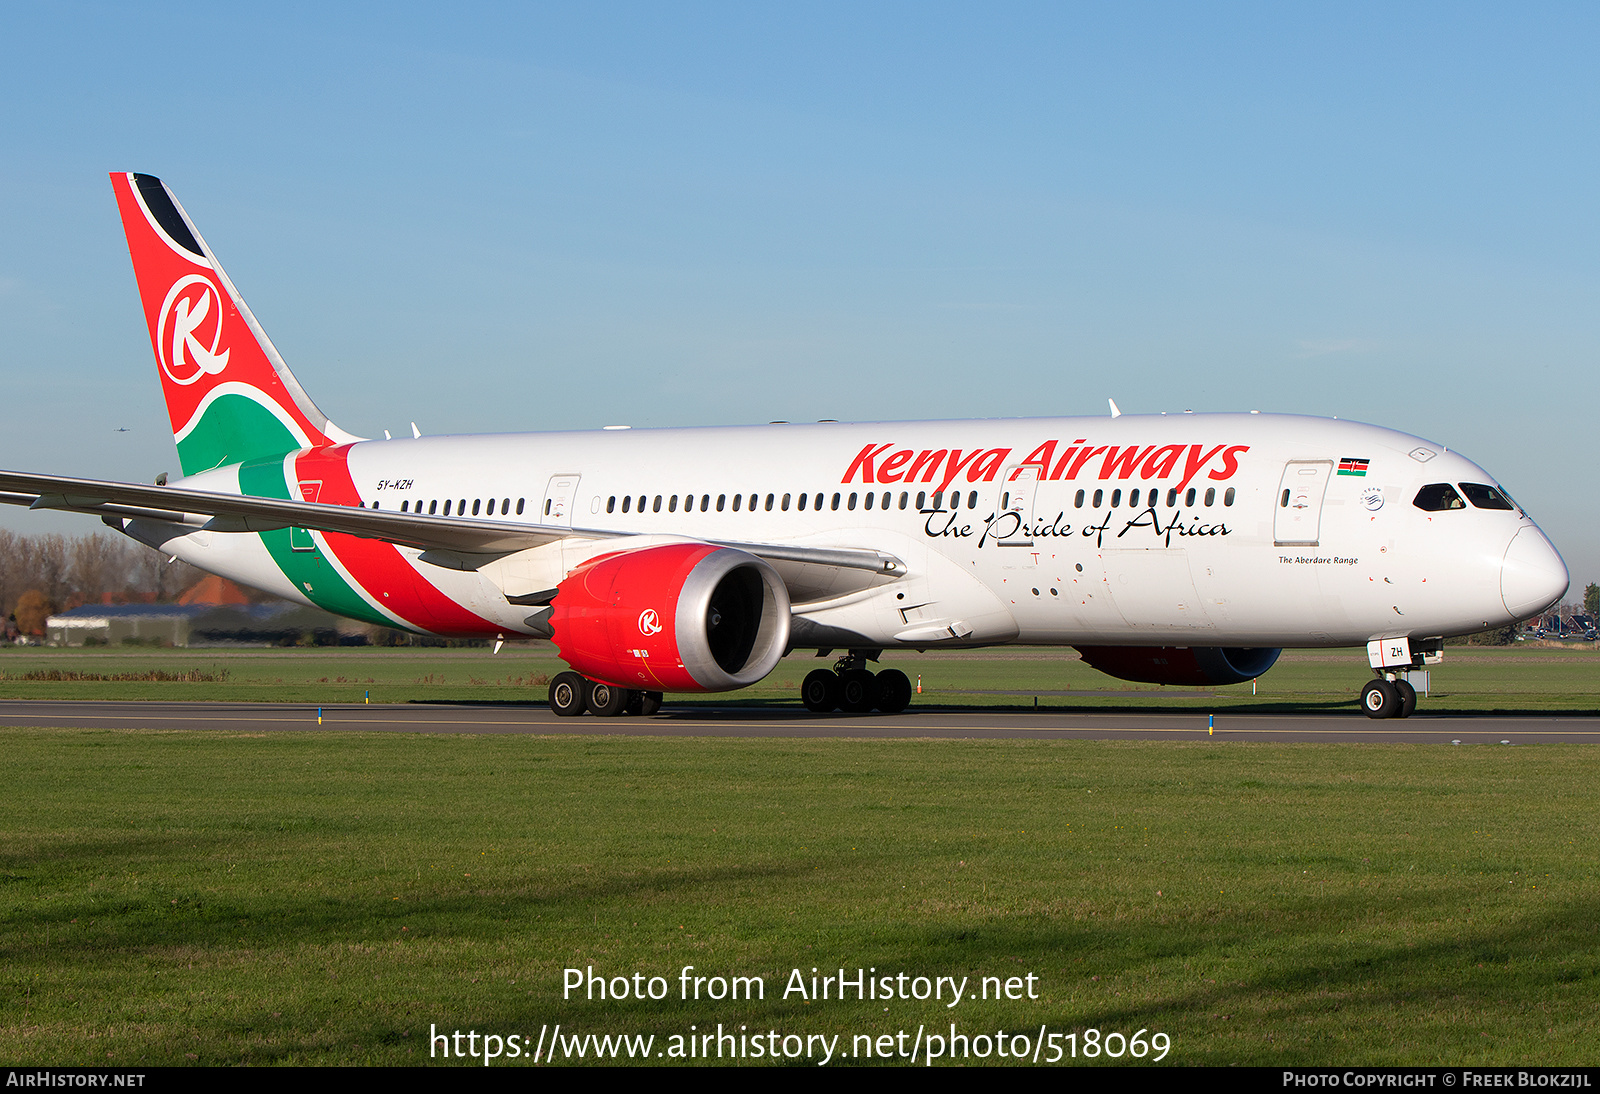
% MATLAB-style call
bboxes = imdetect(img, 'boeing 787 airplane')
[0,174,1570,719]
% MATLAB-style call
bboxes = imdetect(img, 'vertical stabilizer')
[109,173,362,475]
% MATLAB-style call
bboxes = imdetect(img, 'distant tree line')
[0,529,490,646]
[1456,584,1600,645]
[0,530,212,635]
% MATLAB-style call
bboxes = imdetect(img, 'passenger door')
[1274,461,1333,546]
[540,474,581,527]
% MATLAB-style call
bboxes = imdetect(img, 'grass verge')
[0,644,1597,713]
[2,730,1596,1065]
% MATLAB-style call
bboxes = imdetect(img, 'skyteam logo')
[156,274,231,386]
[638,609,662,636]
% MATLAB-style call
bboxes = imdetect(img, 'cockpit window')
[1413,483,1466,511]
[1459,483,1515,511]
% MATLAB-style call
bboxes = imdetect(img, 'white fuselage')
[164,412,1566,649]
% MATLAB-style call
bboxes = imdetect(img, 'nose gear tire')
[1361,679,1399,719]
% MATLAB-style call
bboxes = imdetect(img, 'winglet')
[1108,398,1122,418]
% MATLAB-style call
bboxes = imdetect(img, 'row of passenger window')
[1077,486,1235,508]
[604,490,987,515]
[601,486,1232,515]
[398,497,526,517]
[380,484,1236,522]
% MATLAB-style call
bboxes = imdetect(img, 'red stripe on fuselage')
[292,446,500,635]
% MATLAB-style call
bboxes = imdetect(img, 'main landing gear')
[801,651,913,715]
[1360,675,1418,719]
[548,671,663,718]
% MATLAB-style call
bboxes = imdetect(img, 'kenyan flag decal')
[1338,457,1370,477]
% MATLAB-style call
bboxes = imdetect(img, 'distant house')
[46,601,362,647]
[177,574,253,606]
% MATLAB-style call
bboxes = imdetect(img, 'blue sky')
[2,3,1596,591]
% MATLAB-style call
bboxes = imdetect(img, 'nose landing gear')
[1360,637,1437,719]
[1360,677,1417,719]
[802,650,913,714]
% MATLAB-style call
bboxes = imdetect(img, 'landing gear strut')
[547,670,663,718]
[801,650,913,715]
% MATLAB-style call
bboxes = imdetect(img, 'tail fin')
[109,173,361,476]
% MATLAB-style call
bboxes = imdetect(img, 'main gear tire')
[802,669,840,713]
[839,669,880,714]
[588,681,630,717]
[875,669,913,714]
[549,671,589,717]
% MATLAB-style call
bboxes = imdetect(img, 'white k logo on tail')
[157,274,231,386]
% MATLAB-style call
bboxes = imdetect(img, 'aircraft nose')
[1501,526,1569,619]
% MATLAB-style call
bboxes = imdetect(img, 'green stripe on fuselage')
[236,455,395,628]
[176,393,302,477]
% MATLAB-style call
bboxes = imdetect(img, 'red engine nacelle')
[550,543,791,692]
[1074,646,1282,687]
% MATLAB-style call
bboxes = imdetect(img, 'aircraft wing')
[0,468,566,554]
[0,469,904,579]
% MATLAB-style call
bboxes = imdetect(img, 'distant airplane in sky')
[0,174,1570,719]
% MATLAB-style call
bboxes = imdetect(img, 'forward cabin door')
[1274,461,1333,546]
[541,474,580,527]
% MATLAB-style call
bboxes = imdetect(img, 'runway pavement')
[1,699,1597,743]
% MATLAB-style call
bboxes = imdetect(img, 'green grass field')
[0,642,1598,712]
[1,646,1597,1066]
[1,731,1596,1066]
